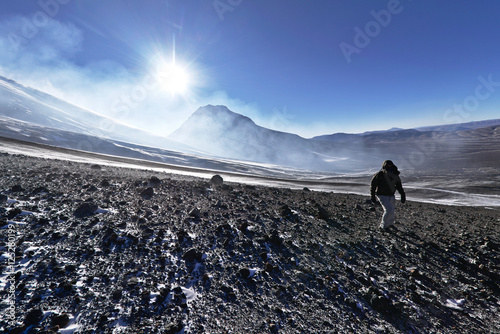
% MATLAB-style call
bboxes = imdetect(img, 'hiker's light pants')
[377,195,396,228]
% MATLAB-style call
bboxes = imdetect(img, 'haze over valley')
[1,76,499,207]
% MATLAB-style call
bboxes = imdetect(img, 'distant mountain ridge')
[313,119,500,142]
[1,75,499,172]
[170,105,500,171]
[416,119,500,132]
[168,105,331,169]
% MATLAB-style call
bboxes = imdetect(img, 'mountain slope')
[170,105,500,172]
[0,78,358,172]
[0,76,190,152]
[168,105,338,170]
[1,75,499,173]
[1,117,319,178]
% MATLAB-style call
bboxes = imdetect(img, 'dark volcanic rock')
[188,207,201,218]
[182,248,203,262]
[100,179,111,187]
[24,307,43,325]
[11,184,23,192]
[7,208,22,219]
[1,153,499,334]
[238,267,251,279]
[210,174,223,186]
[112,289,123,300]
[140,187,154,199]
[316,205,330,220]
[73,202,98,218]
[149,176,162,185]
[51,313,70,328]
[267,229,282,246]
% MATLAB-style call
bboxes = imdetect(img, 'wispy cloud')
[0,15,268,138]
[0,14,339,139]
[0,15,82,62]
[0,14,193,135]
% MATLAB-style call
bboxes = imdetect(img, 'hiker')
[370,160,406,230]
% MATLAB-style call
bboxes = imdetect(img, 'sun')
[157,61,191,96]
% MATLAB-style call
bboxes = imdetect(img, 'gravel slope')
[1,153,499,334]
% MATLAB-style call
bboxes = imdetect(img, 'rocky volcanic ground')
[1,153,499,334]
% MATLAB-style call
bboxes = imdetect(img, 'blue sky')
[0,0,499,137]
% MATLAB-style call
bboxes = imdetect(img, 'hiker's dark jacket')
[370,170,405,197]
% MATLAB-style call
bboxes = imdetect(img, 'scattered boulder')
[482,240,499,251]
[7,208,22,219]
[32,186,49,194]
[183,248,203,262]
[65,264,77,272]
[24,307,43,326]
[127,276,139,288]
[177,230,189,243]
[370,294,394,314]
[210,174,223,186]
[112,289,123,300]
[11,185,23,192]
[265,262,275,273]
[188,207,201,218]
[317,205,330,220]
[73,202,98,218]
[149,176,162,185]
[238,267,251,279]
[267,230,282,246]
[100,179,111,187]
[238,221,249,231]
[51,313,70,328]
[85,185,98,192]
[140,187,154,199]
[279,205,293,218]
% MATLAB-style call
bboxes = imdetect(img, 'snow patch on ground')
[181,287,198,304]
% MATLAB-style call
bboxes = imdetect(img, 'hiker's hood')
[382,160,400,175]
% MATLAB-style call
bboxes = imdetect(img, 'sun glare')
[157,61,191,96]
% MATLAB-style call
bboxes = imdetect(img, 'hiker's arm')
[370,174,378,203]
[396,181,406,203]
